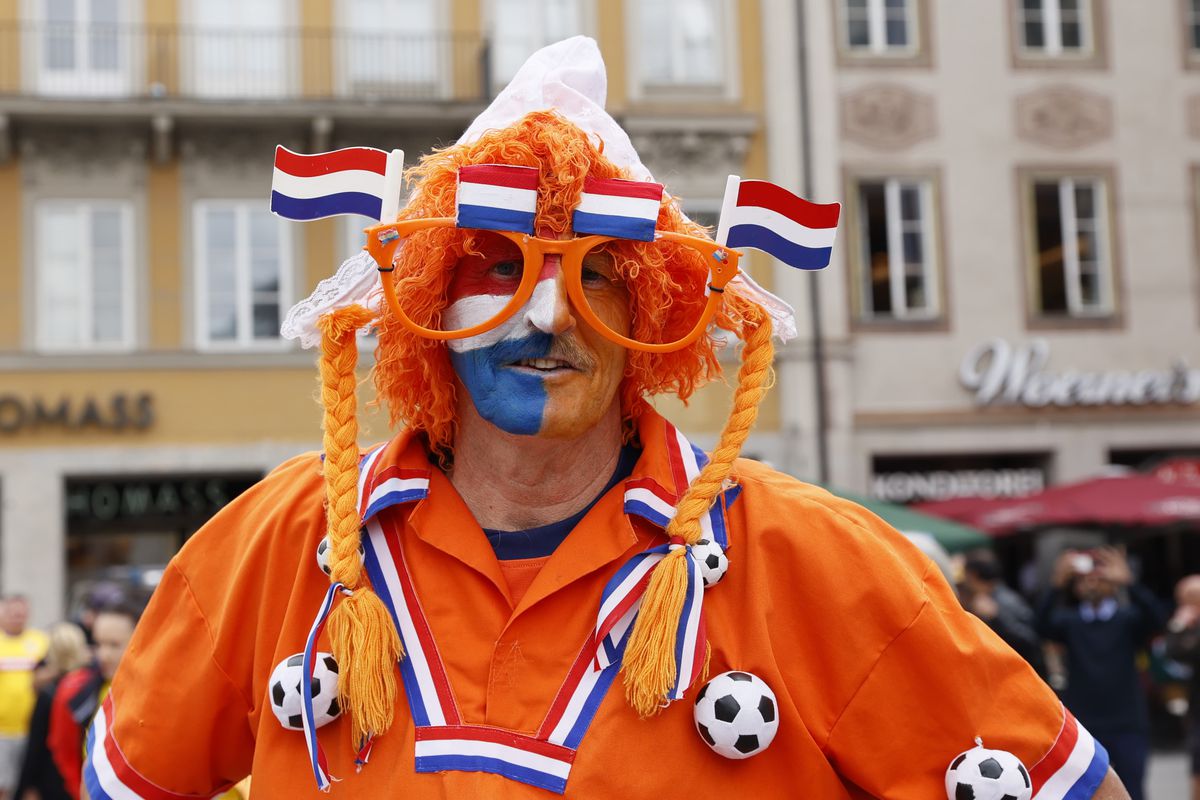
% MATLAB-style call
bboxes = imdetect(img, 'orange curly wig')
[371,110,758,452]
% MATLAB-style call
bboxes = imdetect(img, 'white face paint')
[443,276,562,353]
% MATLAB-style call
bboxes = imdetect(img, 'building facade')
[774,0,1200,507]
[0,0,778,623]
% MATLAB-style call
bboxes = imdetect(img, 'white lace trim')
[727,272,798,343]
[280,250,382,349]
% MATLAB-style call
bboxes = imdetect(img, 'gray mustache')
[546,336,597,371]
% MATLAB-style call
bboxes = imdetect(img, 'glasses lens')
[580,239,712,347]
[422,230,528,335]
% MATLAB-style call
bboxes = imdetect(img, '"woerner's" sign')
[959,339,1200,408]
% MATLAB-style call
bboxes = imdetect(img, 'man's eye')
[489,260,521,279]
[581,267,608,286]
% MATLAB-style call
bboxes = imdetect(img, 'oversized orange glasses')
[364,218,741,353]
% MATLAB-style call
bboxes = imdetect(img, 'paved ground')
[1148,750,1188,798]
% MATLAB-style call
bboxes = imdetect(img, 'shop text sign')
[872,469,1045,503]
[0,393,154,434]
[959,339,1200,408]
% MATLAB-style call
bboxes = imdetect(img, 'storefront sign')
[0,393,154,434]
[66,474,261,531]
[959,339,1200,408]
[872,468,1046,503]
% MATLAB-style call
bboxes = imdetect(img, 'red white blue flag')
[572,177,663,242]
[271,146,394,221]
[717,176,841,270]
[456,164,539,234]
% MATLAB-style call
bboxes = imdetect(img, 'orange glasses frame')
[364,218,742,354]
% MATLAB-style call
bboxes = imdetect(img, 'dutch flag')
[270,145,404,222]
[716,175,841,270]
[456,164,539,235]
[572,177,664,242]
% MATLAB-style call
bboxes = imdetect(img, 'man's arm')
[1093,766,1130,799]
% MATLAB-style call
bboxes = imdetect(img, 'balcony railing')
[0,22,490,103]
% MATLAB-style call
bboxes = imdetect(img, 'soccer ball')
[693,670,779,759]
[268,652,342,731]
[945,741,1032,800]
[694,537,729,587]
[315,534,366,577]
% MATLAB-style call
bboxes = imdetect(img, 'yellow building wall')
[0,0,18,94]
[0,161,20,349]
[300,0,335,98]
[2,367,392,447]
[143,0,180,94]
[147,162,182,349]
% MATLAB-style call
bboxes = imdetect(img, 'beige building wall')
[794,0,1200,496]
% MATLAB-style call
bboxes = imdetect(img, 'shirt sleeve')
[752,481,1110,800]
[48,676,84,800]
[83,562,254,800]
[82,452,327,800]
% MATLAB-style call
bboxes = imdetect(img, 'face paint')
[445,232,629,438]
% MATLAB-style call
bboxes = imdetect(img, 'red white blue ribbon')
[301,581,345,791]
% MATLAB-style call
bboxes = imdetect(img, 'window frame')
[486,0,590,91]
[33,199,137,353]
[1010,0,1108,69]
[625,0,739,101]
[22,0,140,97]
[834,0,932,67]
[182,0,295,99]
[1182,0,1200,69]
[843,168,947,330]
[193,200,295,352]
[334,0,451,99]
[1017,166,1123,329]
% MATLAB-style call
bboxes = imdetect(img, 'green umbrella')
[820,486,992,554]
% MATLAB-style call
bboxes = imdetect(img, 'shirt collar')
[353,407,739,547]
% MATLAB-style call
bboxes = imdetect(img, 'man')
[1036,547,1166,800]
[0,595,49,800]
[962,551,1046,677]
[83,38,1128,798]
[1164,574,1200,800]
[49,604,138,800]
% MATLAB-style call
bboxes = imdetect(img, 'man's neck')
[448,402,625,531]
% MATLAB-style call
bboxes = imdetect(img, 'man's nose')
[524,254,576,335]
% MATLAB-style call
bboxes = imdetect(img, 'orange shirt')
[84,410,1100,799]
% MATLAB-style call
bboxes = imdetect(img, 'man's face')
[93,611,135,682]
[1,598,28,635]
[445,232,629,438]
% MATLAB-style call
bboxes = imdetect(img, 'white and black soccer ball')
[268,652,342,731]
[315,534,366,577]
[945,742,1032,800]
[693,670,779,759]
[694,537,729,587]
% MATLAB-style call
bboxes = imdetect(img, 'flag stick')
[380,149,405,222]
[714,174,741,246]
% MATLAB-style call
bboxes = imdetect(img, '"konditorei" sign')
[959,339,1200,408]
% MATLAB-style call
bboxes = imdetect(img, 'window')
[31,0,135,96]
[633,0,726,90]
[853,177,939,321]
[490,0,582,87]
[189,0,288,98]
[35,201,134,351]
[338,0,440,97]
[1187,0,1200,58]
[1016,0,1092,56]
[842,0,917,54]
[195,202,293,349]
[1027,176,1113,317]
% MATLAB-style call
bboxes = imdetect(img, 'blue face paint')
[449,332,552,435]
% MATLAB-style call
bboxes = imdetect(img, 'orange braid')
[621,306,774,717]
[317,305,404,745]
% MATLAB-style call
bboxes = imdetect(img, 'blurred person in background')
[47,604,139,800]
[15,622,90,800]
[0,597,49,800]
[70,585,125,648]
[1164,574,1200,800]
[1036,546,1168,800]
[962,551,1046,677]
